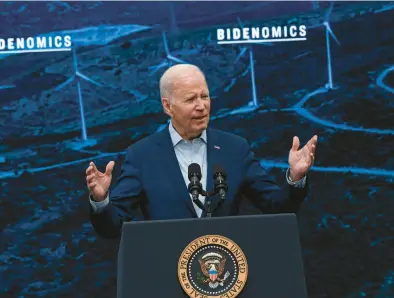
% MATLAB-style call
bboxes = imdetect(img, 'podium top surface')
[122,213,297,228]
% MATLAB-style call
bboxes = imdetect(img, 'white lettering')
[242,27,250,40]
[233,28,241,40]
[251,27,260,39]
[272,26,282,38]
[217,29,225,41]
[262,27,270,38]
[54,36,62,48]
[36,37,46,48]
[26,37,34,49]
[289,25,297,37]
[0,35,73,52]
[16,38,24,49]
[7,38,15,50]
[64,35,72,47]
[299,25,307,37]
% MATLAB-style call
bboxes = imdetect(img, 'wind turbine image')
[148,31,188,76]
[323,2,341,89]
[55,47,102,141]
[233,17,261,107]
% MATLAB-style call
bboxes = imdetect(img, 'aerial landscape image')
[1,1,394,297]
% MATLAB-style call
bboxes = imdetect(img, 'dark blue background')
[1,1,394,297]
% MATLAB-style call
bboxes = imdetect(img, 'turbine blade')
[148,61,168,70]
[153,61,169,69]
[162,31,170,56]
[128,89,144,98]
[0,85,16,90]
[148,61,168,76]
[324,1,334,21]
[325,22,340,45]
[167,55,187,64]
[237,17,244,29]
[55,76,74,91]
[234,47,248,65]
[307,23,325,29]
[76,71,102,87]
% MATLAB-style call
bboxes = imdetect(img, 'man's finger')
[86,166,92,176]
[306,135,317,153]
[105,161,115,176]
[311,135,318,146]
[291,136,300,152]
[311,135,318,153]
[90,162,98,173]
[303,145,311,158]
[310,144,316,155]
[86,173,95,183]
[88,182,97,189]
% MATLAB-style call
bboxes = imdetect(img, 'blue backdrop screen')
[1,1,394,297]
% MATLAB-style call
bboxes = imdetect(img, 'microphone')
[213,164,228,201]
[187,163,205,211]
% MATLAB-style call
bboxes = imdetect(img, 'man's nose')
[195,98,205,110]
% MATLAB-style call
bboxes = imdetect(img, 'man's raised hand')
[86,161,115,202]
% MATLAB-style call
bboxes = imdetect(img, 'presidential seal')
[178,235,248,298]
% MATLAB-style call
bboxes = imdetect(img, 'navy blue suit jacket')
[90,126,308,238]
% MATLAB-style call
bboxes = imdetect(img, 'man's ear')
[161,97,173,117]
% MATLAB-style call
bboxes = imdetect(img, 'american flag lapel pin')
[214,145,220,150]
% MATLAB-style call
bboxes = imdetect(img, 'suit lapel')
[155,125,197,217]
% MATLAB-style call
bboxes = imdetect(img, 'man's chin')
[197,121,208,130]
[190,123,207,135]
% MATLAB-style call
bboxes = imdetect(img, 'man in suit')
[86,64,318,239]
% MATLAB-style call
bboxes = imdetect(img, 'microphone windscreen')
[188,163,202,179]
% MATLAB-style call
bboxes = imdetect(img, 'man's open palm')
[86,161,115,202]
[288,135,318,181]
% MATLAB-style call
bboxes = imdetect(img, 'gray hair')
[159,64,204,103]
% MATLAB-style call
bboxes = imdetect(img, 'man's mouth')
[194,115,207,120]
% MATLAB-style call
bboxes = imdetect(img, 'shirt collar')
[169,120,207,146]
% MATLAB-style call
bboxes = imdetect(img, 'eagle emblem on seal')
[198,252,231,289]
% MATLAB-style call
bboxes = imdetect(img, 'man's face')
[163,71,211,139]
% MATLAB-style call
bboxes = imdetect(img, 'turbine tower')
[55,47,102,141]
[323,2,341,89]
[233,17,262,107]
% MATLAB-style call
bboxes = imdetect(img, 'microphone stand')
[206,193,212,218]
[201,190,220,218]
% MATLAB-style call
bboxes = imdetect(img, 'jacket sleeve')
[89,147,145,238]
[239,138,308,214]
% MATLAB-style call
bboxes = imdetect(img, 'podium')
[117,214,308,298]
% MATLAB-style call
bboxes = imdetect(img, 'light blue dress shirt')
[168,122,208,218]
[90,121,306,216]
